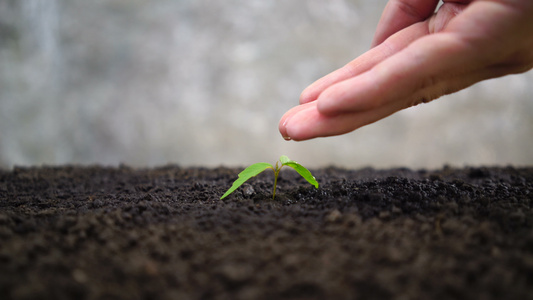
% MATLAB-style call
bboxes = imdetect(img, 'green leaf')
[283,161,319,189]
[220,163,273,199]
[279,155,291,165]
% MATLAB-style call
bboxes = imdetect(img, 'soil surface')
[1,165,532,300]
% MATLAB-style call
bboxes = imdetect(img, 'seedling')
[220,155,318,200]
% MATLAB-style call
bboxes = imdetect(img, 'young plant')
[220,155,318,200]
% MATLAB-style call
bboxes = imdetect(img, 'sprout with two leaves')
[220,155,318,200]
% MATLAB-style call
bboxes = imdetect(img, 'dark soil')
[1,165,532,300]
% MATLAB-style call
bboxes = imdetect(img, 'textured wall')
[1,0,532,169]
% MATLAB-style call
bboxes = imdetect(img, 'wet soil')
[0,165,532,300]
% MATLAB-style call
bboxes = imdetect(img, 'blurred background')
[1,0,532,169]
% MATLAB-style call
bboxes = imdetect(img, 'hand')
[279,0,533,141]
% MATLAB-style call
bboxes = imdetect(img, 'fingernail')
[282,118,289,128]
[280,115,293,141]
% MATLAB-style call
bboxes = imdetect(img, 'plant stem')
[272,168,279,200]
[272,161,283,200]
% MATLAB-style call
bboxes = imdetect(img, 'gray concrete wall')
[1,0,532,169]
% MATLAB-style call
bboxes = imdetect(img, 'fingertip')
[284,106,356,141]
[299,87,317,105]
[282,117,308,142]
[315,81,355,116]
[278,103,318,141]
[315,88,339,116]
[279,104,309,141]
[278,113,292,141]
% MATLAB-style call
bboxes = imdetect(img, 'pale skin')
[279,0,533,141]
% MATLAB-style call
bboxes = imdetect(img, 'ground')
[0,165,532,300]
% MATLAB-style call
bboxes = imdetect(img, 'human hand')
[279,0,533,141]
